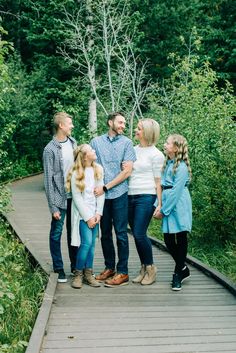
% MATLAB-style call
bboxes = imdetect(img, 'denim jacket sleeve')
[161,162,189,216]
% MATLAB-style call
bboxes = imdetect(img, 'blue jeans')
[49,200,78,272]
[76,221,98,270]
[100,192,129,274]
[128,194,156,265]
[49,208,66,271]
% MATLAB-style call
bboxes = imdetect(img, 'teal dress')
[160,160,192,234]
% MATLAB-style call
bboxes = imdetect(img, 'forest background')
[0,0,235,278]
[0,1,236,350]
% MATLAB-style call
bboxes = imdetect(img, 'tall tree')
[61,0,150,135]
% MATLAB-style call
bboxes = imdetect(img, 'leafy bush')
[0,220,47,353]
[148,53,236,246]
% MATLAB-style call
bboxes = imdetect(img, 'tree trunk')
[88,97,97,133]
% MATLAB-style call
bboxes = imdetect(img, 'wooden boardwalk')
[7,174,236,353]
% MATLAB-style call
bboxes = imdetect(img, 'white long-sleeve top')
[128,145,165,195]
[71,167,105,246]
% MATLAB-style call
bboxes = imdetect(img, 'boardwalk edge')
[149,235,236,297]
[3,212,57,353]
[25,272,58,353]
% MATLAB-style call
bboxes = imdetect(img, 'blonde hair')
[66,144,102,192]
[163,134,192,178]
[139,118,160,146]
[53,112,72,132]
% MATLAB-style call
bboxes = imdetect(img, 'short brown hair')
[53,112,72,132]
[107,112,125,126]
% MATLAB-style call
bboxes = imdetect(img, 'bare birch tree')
[60,0,150,136]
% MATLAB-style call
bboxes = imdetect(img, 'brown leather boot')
[71,270,83,289]
[84,268,101,287]
[141,265,157,285]
[132,265,146,283]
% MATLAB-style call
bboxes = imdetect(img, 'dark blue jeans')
[128,194,156,265]
[49,208,66,271]
[100,192,129,274]
[49,199,77,271]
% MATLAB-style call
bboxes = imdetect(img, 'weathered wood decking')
[7,174,236,353]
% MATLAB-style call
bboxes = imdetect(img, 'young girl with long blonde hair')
[66,144,105,289]
[155,134,192,291]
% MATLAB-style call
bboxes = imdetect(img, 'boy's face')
[60,117,74,136]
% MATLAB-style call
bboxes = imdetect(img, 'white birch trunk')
[88,98,97,133]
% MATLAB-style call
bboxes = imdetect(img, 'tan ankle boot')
[71,270,83,289]
[132,265,146,283]
[141,265,157,285]
[84,268,101,287]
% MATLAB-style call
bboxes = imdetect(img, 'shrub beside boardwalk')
[0,219,47,353]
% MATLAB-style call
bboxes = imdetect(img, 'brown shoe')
[95,268,115,281]
[104,273,129,287]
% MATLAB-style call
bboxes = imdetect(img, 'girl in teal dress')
[155,134,192,291]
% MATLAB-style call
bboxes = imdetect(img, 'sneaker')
[104,273,129,288]
[55,269,67,283]
[181,266,191,283]
[172,273,181,291]
[95,268,115,281]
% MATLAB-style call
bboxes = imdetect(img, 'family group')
[43,111,192,292]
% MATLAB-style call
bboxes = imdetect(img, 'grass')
[149,218,236,284]
[0,219,47,353]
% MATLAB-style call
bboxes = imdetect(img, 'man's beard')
[111,123,123,135]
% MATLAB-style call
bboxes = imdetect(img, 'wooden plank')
[45,327,236,340]
[42,342,236,353]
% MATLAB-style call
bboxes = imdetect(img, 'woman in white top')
[128,118,164,285]
[66,144,105,289]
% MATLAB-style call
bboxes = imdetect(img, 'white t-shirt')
[128,145,165,195]
[60,138,74,185]
[83,167,96,215]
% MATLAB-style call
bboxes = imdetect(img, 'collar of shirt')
[105,133,121,143]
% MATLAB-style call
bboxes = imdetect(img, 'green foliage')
[148,52,236,246]
[0,219,47,353]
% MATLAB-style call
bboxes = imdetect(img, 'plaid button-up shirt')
[43,136,77,213]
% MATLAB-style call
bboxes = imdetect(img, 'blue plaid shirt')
[91,133,136,199]
[43,136,77,213]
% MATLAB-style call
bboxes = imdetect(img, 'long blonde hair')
[66,144,102,192]
[163,134,192,178]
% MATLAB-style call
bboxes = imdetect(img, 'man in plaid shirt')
[43,112,77,282]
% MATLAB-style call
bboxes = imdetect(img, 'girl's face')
[84,145,97,163]
[164,137,177,159]
[135,122,144,141]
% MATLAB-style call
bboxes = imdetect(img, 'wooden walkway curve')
[7,174,236,353]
